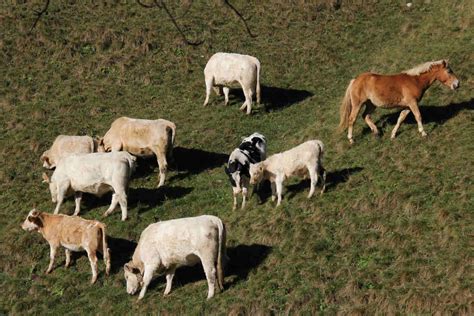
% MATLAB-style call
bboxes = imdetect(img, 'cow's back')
[52,135,94,159]
[137,215,221,267]
[205,53,257,84]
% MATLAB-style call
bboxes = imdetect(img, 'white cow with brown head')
[41,135,98,169]
[21,209,111,284]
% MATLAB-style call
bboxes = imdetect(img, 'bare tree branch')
[223,0,257,38]
[29,0,50,34]
[136,0,161,9]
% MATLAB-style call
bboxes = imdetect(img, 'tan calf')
[21,209,111,284]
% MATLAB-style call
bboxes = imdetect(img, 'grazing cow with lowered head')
[124,215,227,300]
[225,132,267,210]
[99,117,175,187]
[41,135,98,169]
[21,209,111,284]
[203,52,261,115]
[42,151,136,221]
[249,140,326,206]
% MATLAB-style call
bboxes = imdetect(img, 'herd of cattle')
[20,52,459,301]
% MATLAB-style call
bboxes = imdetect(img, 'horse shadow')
[227,85,313,112]
[129,186,193,214]
[169,146,228,181]
[147,243,272,293]
[377,99,473,131]
[255,167,363,201]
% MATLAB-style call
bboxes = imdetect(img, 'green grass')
[1,0,473,314]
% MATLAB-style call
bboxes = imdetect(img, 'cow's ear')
[124,263,132,273]
[28,214,43,228]
[224,166,230,175]
[42,172,50,184]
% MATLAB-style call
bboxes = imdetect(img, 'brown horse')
[339,60,459,143]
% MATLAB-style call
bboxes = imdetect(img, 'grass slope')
[0,0,473,314]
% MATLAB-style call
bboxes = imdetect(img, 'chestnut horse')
[339,60,459,143]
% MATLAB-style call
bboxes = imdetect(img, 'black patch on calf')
[224,166,237,187]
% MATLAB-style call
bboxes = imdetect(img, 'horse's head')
[435,60,460,90]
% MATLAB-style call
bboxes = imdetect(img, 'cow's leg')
[271,181,276,202]
[275,177,284,206]
[153,150,168,188]
[203,77,213,106]
[201,257,217,299]
[307,165,318,199]
[391,109,411,139]
[46,244,58,273]
[65,249,72,268]
[241,186,248,209]
[362,103,379,135]
[117,193,128,221]
[223,87,230,106]
[232,187,238,210]
[73,192,82,216]
[103,193,119,217]
[163,267,176,296]
[240,87,253,115]
[213,86,222,96]
[53,190,65,215]
[86,248,99,284]
[138,264,157,300]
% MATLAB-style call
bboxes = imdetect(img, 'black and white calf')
[225,133,267,210]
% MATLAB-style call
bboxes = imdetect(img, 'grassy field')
[1,0,473,314]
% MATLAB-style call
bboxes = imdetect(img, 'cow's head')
[21,209,43,231]
[40,151,54,169]
[42,172,57,203]
[95,137,107,153]
[249,162,264,185]
[124,262,143,295]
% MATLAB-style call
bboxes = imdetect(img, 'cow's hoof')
[421,131,427,137]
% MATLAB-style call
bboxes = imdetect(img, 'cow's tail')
[98,223,111,276]
[338,79,354,132]
[316,141,326,193]
[166,122,176,165]
[256,61,261,104]
[216,218,227,292]
[126,153,137,176]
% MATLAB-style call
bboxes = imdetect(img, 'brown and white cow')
[41,135,98,169]
[21,209,111,284]
[98,117,176,187]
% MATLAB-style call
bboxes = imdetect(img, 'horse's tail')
[256,60,261,104]
[338,79,355,131]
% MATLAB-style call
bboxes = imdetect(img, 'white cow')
[124,215,227,300]
[203,52,261,115]
[41,135,97,169]
[42,152,136,221]
[249,140,326,206]
[99,117,176,187]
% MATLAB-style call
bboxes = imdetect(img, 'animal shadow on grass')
[107,237,138,273]
[147,244,272,293]
[227,85,313,112]
[168,146,228,181]
[129,186,193,214]
[255,167,363,202]
[363,99,473,136]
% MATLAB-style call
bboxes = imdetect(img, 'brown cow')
[21,209,111,284]
[98,117,176,187]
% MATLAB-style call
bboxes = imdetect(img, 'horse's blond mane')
[402,60,447,76]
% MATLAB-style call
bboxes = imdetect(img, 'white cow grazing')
[249,140,326,206]
[99,117,176,187]
[41,135,97,169]
[203,52,261,115]
[124,215,227,300]
[42,152,136,221]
